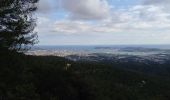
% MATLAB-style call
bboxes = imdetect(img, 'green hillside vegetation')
[1,51,170,100]
[0,51,93,100]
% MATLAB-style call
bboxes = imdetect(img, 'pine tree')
[0,0,39,52]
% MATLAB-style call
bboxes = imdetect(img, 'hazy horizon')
[35,44,170,46]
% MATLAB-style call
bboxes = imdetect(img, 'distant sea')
[33,45,170,50]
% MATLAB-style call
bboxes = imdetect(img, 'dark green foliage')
[71,62,170,100]
[1,51,170,100]
[0,0,38,51]
[0,52,93,100]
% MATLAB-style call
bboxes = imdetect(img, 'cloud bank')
[61,0,110,20]
[143,0,170,5]
[36,0,170,45]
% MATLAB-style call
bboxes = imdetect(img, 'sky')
[35,0,170,45]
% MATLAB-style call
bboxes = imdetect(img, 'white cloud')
[36,0,170,45]
[50,4,170,35]
[52,20,122,35]
[142,0,170,13]
[61,0,111,20]
[37,0,52,12]
[35,16,55,35]
[126,5,170,29]
[143,0,170,5]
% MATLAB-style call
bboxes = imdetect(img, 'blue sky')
[35,0,170,45]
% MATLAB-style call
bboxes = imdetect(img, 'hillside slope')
[1,52,170,100]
